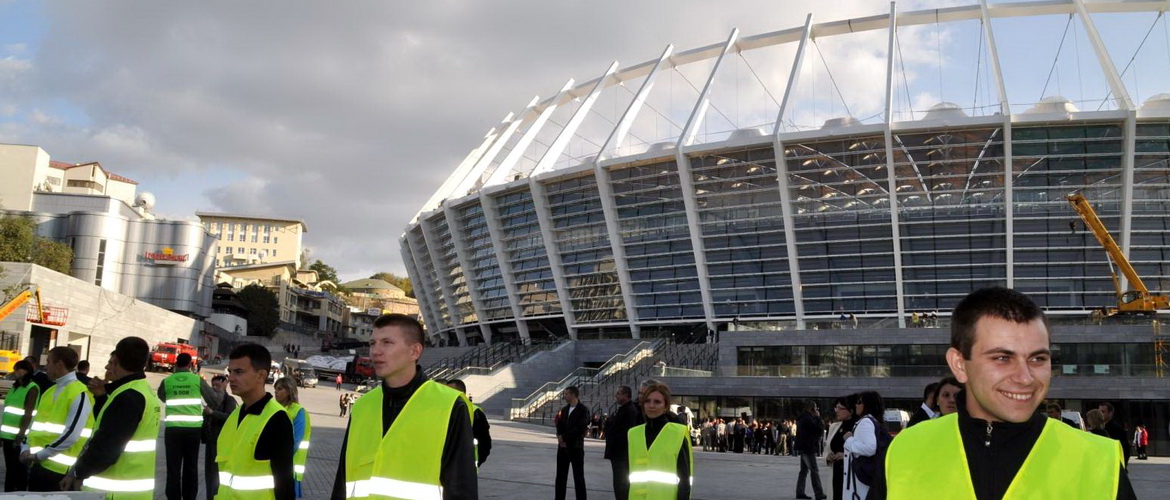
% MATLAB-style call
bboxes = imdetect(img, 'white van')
[883,409,911,436]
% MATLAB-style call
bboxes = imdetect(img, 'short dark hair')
[922,381,940,402]
[857,390,885,420]
[1098,401,1115,412]
[373,314,426,345]
[176,353,192,368]
[12,360,34,387]
[77,360,90,372]
[446,379,467,393]
[48,346,79,371]
[938,376,963,392]
[1046,403,1062,412]
[804,399,819,413]
[229,343,272,374]
[951,287,1047,359]
[114,337,151,372]
[617,386,633,399]
[564,386,580,398]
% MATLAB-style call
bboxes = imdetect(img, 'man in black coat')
[794,400,827,500]
[555,386,590,500]
[604,386,642,500]
[1099,402,1132,464]
[908,382,940,428]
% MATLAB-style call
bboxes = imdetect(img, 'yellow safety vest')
[285,402,312,482]
[885,413,1121,499]
[26,379,94,475]
[0,382,38,439]
[628,422,693,500]
[216,397,286,499]
[343,380,472,499]
[163,371,204,428]
[83,378,161,499]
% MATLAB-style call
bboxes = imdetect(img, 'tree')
[236,284,280,337]
[0,216,73,274]
[309,259,340,284]
[370,272,414,298]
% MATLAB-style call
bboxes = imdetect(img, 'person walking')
[217,343,295,499]
[22,346,94,491]
[876,287,1136,499]
[158,352,215,500]
[66,337,160,498]
[447,379,492,467]
[604,385,642,500]
[626,382,691,500]
[335,373,343,391]
[202,374,237,498]
[555,386,590,500]
[0,360,40,492]
[275,377,311,498]
[794,400,826,500]
[330,314,477,499]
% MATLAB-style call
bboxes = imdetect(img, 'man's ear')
[946,347,968,384]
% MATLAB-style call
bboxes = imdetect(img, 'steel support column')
[529,179,578,338]
[479,191,533,343]
[444,204,493,344]
[882,3,908,327]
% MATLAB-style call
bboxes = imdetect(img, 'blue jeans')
[797,451,826,498]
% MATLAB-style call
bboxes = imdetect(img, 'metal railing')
[510,340,661,421]
[426,340,563,381]
[714,364,1167,378]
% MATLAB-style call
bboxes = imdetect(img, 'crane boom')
[1067,193,1169,313]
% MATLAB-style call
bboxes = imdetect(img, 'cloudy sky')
[0,0,1163,281]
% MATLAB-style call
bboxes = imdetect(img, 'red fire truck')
[148,342,200,372]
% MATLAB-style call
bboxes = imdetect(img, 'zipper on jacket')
[984,421,993,448]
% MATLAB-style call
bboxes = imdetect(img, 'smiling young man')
[877,287,1135,499]
[331,313,477,500]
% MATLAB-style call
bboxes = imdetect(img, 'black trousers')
[555,446,587,500]
[797,451,826,499]
[609,457,629,500]
[2,438,28,492]
[165,427,202,500]
[204,438,219,498]
[27,463,65,492]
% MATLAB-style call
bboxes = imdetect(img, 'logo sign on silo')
[145,247,189,265]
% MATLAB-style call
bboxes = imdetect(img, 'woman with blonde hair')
[274,377,312,498]
[1085,408,1109,438]
[627,382,692,499]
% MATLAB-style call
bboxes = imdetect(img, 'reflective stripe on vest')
[82,378,161,500]
[26,379,94,475]
[285,402,312,481]
[216,397,285,499]
[162,372,203,428]
[884,414,1121,499]
[0,383,36,440]
[344,380,470,499]
[627,422,693,500]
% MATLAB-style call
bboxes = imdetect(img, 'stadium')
[402,1,1169,450]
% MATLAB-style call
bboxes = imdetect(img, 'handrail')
[510,339,662,420]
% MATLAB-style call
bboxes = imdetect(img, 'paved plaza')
[0,373,1167,498]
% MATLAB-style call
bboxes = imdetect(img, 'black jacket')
[604,400,643,460]
[556,402,591,450]
[472,407,491,466]
[203,386,238,443]
[237,394,295,500]
[794,411,823,454]
[907,404,932,428]
[868,391,1136,500]
[1104,420,1132,463]
[331,366,477,500]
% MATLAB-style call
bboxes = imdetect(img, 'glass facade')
[546,173,626,323]
[458,201,513,321]
[494,189,560,317]
[1132,122,1170,292]
[611,161,703,320]
[430,214,476,325]
[408,225,451,329]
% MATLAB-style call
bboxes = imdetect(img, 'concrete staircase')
[465,341,579,418]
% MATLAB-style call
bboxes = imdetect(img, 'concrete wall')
[0,144,48,211]
[0,263,197,367]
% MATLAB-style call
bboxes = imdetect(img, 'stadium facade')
[403,1,1169,451]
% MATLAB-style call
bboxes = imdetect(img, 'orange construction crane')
[0,285,44,323]
[1066,193,1170,315]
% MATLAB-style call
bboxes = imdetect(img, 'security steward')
[331,314,477,500]
[875,287,1137,499]
[216,343,295,499]
[159,352,215,500]
[446,378,492,467]
[627,382,691,500]
[60,336,161,498]
[1,359,41,492]
[22,346,95,491]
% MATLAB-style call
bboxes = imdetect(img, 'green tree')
[370,271,414,298]
[236,284,280,337]
[0,216,73,274]
[309,259,340,284]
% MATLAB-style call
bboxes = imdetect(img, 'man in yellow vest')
[158,352,217,500]
[330,313,477,499]
[216,342,295,499]
[58,336,161,498]
[20,345,94,491]
[876,287,1137,499]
